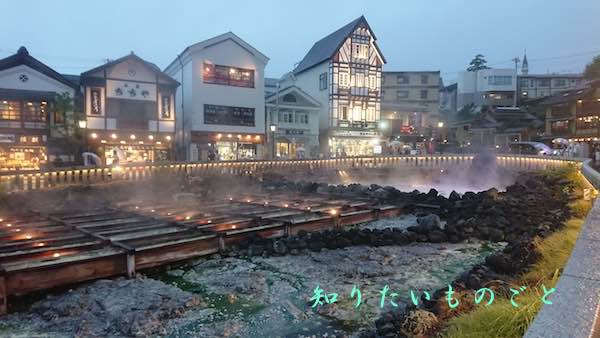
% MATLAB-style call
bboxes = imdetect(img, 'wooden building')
[0,47,78,170]
[80,53,179,165]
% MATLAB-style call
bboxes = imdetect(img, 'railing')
[526,158,600,338]
[0,154,580,193]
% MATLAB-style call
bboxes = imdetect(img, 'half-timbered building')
[283,16,386,157]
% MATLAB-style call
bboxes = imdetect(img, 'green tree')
[467,54,491,72]
[51,92,85,162]
[584,55,600,80]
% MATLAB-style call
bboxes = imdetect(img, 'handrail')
[525,159,600,338]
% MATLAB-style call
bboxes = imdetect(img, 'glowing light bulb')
[185,216,191,220]
[6,223,12,227]
[15,228,20,232]
[231,225,237,229]
[25,234,32,240]
[37,242,45,247]
[284,204,289,208]
[150,209,155,213]
[329,209,338,216]
[53,253,60,258]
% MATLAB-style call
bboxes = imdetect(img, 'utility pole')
[512,57,520,107]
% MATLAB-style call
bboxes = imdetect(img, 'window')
[397,75,409,84]
[396,91,409,100]
[367,108,376,122]
[296,113,309,124]
[0,100,21,120]
[282,93,296,103]
[54,111,65,124]
[340,106,348,120]
[520,78,530,88]
[420,90,428,99]
[353,43,368,59]
[488,76,513,86]
[204,104,255,126]
[161,95,171,119]
[554,79,566,87]
[90,88,102,115]
[339,72,350,87]
[203,62,255,88]
[319,72,328,90]
[355,73,365,88]
[24,101,46,122]
[369,76,377,89]
[538,79,551,87]
[421,75,429,84]
[280,111,293,123]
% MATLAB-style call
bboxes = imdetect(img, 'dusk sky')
[2,0,599,83]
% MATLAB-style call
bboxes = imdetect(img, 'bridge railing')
[0,154,581,193]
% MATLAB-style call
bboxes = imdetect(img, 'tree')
[456,103,477,121]
[584,55,600,80]
[51,92,85,163]
[467,54,491,72]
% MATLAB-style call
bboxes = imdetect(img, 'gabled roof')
[265,85,321,108]
[293,16,386,75]
[165,32,269,73]
[0,47,79,90]
[81,52,179,86]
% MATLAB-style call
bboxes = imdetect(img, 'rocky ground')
[0,157,583,337]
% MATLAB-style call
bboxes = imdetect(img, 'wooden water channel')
[0,192,401,314]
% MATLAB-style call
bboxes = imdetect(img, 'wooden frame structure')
[0,192,401,314]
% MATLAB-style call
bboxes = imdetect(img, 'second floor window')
[0,100,20,120]
[353,43,369,59]
[204,104,255,126]
[339,72,350,87]
[280,111,293,123]
[420,90,428,99]
[24,101,46,122]
[488,76,512,86]
[369,76,377,89]
[203,63,255,88]
[421,75,429,84]
[319,72,328,90]
[397,91,409,100]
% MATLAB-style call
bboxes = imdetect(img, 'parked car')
[508,142,553,155]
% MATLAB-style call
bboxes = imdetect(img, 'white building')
[164,32,269,161]
[282,16,386,157]
[457,68,517,109]
[266,85,321,159]
[80,52,179,165]
[0,47,78,169]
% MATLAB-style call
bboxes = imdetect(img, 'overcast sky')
[2,0,599,83]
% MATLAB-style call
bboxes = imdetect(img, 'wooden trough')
[0,192,402,314]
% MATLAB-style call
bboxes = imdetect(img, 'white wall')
[477,68,516,92]
[282,62,330,129]
[167,38,267,135]
[0,64,74,96]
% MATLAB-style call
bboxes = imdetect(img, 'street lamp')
[78,120,87,154]
[270,124,277,159]
[437,121,444,128]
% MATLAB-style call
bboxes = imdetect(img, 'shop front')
[326,129,382,157]
[0,133,47,170]
[86,131,173,166]
[191,131,264,161]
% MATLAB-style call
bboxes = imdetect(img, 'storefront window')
[0,146,47,170]
[104,145,155,165]
[330,138,375,157]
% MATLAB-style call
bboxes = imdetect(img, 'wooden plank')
[5,255,126,295]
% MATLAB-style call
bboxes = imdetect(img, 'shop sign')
[106,80,157,101]
[0,134,15,143]
[331,130,379,137]
[284,129,305,135]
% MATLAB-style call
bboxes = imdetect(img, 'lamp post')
[270,124,277,159]
[78,120,87,159]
